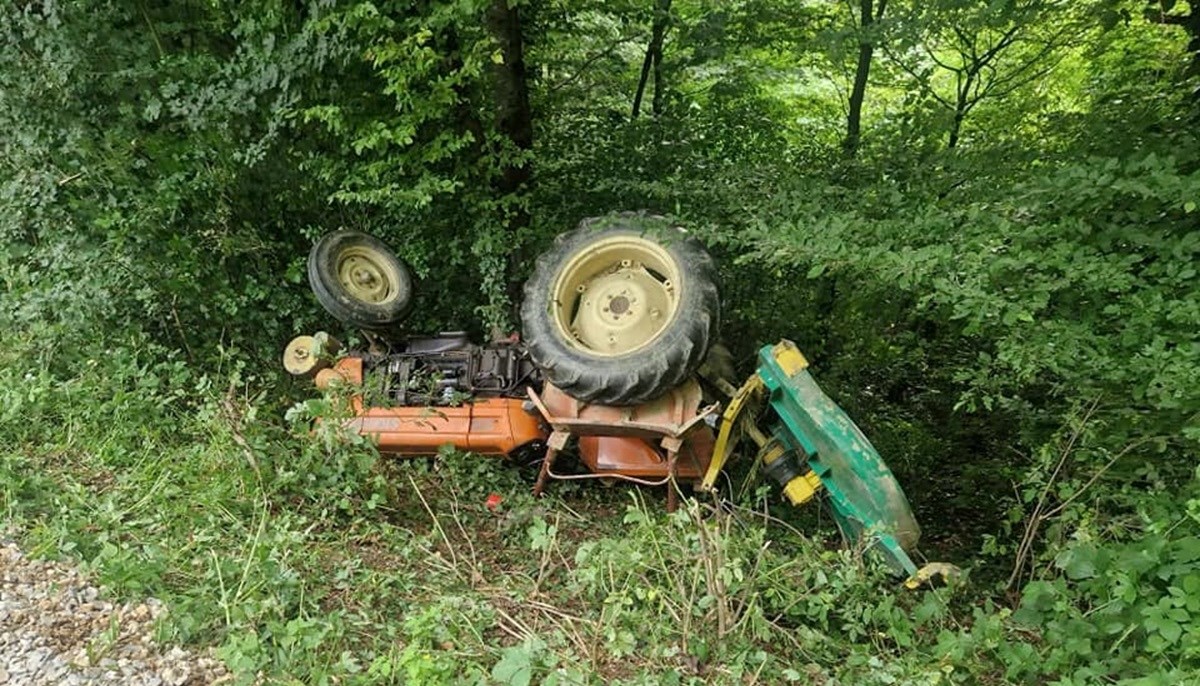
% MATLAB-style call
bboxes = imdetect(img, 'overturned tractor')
[285,213,953,585]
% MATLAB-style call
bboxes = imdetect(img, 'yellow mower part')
[700,373,764,491]
[769,340,809,376]
[758,437,823,505]
[904,562,963,590]
[782,472,823,506]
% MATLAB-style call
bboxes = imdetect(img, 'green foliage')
[1011,527,1200,681]
[294,0,532,328]
[3,0,1200,683]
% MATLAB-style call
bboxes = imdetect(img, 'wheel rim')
[551,235,682,357]
[336,245,401,304]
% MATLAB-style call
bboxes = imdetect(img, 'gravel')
[0,541,230,686]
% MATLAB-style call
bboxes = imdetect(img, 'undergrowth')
[0,331,943,684]
[4,329,1196,685]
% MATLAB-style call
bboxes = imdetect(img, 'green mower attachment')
[756,341,921,576]
[704,340,950,583]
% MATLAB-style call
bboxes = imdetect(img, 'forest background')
[2,0,1199,683]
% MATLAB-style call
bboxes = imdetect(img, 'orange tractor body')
[320,356,713,483]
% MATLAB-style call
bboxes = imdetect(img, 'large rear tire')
[307,230,415,329]
[521,214,720,406]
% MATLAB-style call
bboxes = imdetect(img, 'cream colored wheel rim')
[551,235,682,357]
[336,246,401,303]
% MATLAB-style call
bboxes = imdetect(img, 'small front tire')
[307,230,415,329]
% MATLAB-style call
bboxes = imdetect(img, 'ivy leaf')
[1056,546,1097,580]
[492,644,534,686]
[1153,617,1183,644]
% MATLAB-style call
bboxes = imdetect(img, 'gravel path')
[0,542,229,685]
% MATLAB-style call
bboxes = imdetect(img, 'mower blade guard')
[757,341,922,576]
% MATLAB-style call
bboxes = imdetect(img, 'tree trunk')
[1145,3,1200,97]
[632,0,672,118]
[651,39,666,115]
[486,0,534,322]
[444,30,487,156]
[843,0,887,156]
[948,101,966,149]
[632,50,653,118]
[487,0,533,203]
[948,68,976,150]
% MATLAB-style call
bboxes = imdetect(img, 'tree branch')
[1006,398,1101,591]
[549,34,642,93]
[976,24,1022,70]
[977,27,1072,101]
[924,41,961,72]
[1042,438,1159,520]
[842,0,860,30]
[952,23,978,63]
[883,43,955,108]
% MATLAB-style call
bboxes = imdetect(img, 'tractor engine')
[363,332,540,407]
